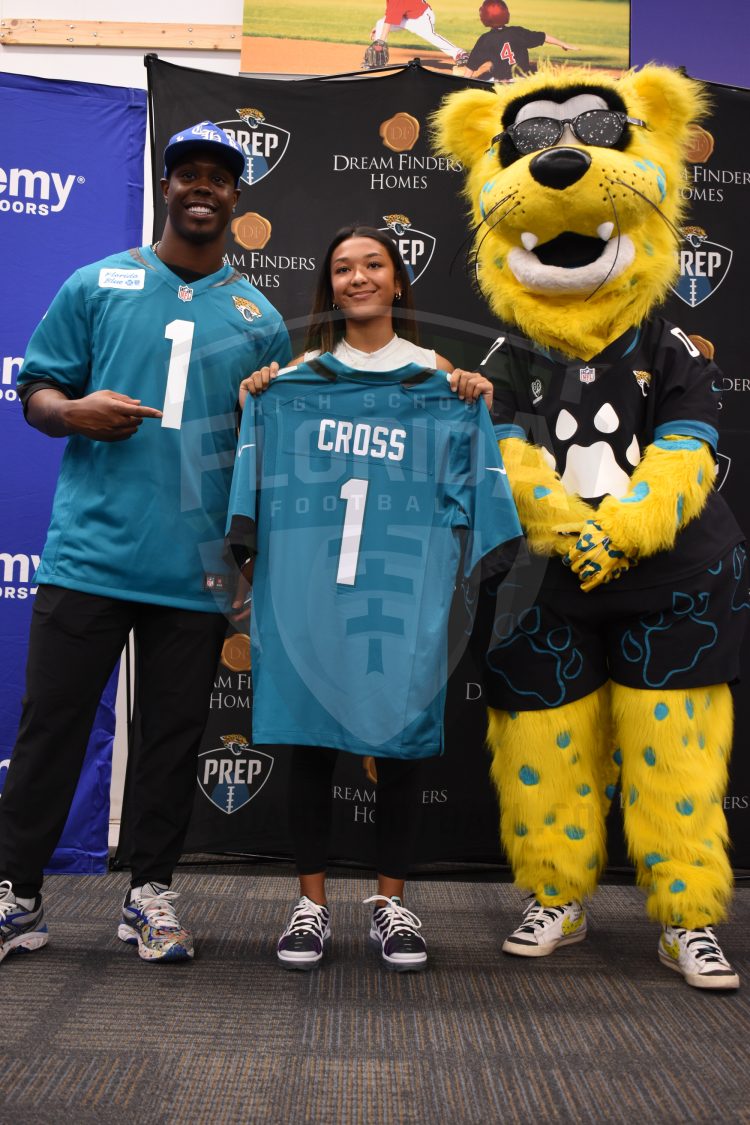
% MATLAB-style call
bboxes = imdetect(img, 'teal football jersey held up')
[227,353,522,759]
[19,245,290,611]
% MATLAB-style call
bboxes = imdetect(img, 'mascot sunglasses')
[494,109,647,155]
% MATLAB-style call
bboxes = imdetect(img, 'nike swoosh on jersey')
[238,443,256,455]
[487,466,507,474]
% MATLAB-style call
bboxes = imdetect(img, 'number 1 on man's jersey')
[337,478,369,586]
[161,319,195,430]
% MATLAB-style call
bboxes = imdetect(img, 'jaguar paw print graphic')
[553,401,640,500]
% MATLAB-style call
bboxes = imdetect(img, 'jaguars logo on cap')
[232,296,262,322]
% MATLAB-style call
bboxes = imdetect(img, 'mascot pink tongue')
[435,65,747,990]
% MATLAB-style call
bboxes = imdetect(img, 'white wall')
[1,0,245,844]
[1,0,245,241]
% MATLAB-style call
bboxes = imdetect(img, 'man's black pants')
[0,586,227,898]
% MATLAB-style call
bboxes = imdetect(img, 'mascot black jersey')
[482,317,743,589]
[18,245,290,611]
[227,353,522,759]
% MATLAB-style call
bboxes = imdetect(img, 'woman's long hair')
[303,225,420,355]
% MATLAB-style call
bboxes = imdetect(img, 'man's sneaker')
[364,895,427,972]
[659,925,740,990]
[276,896,330,970]
[0,880,48,963]
[454,50,470,67]
[502,899,587,957]
[117,882,193,962]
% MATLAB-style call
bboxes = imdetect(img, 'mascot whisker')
[435,64,747,989]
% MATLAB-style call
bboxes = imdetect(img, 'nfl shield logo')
[178,285,193,302]
[197,735,274,815]
[579,366,596,384]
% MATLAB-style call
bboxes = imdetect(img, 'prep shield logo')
[197,733,273,815]
[380,214,436,285]
[218,109,290,186]
[673,226,732,308]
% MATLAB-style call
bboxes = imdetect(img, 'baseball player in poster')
[364,0,469,69]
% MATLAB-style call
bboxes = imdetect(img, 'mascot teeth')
[521,232,539,251]
[507,234,635,293]
[597,222,615,242]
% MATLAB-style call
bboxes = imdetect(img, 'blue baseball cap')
[163,121,245,182]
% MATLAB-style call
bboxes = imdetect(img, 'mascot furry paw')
[435,65,747,988]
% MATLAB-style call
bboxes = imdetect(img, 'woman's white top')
[303,334,437,371]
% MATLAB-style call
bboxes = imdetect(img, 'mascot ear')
[432,88,500,167]
[619,65,709,147]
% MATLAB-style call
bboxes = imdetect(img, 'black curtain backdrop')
[118,58,750,873]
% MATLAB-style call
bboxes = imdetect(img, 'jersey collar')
[310,351,435,386]
[140,244,236,295]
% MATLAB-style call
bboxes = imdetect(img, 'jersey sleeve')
[467,33,492,70]
[17,272,92,406]
[520,28,547,49]
[251,309,292,374]
[448,405,523,578]
[652,323,721,451]
[226,394,263,567]
[384,0,407,23]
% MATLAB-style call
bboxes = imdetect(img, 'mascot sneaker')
[364,895,427,971]
[117,882,193,962]
[277,896,330,970]
[0,880,48,962]
[503,899,587,957]
[659,925,739,990]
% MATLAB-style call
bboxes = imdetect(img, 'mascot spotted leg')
[435,65,747,989]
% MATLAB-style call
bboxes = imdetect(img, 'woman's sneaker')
[364,895,427,972]
[0,880,48,963]
[502,899,587,957]
[277,896,330,970]
[659,925,740,990]
[117,882,194,962]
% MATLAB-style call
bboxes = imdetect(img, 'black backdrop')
[118,58,750,872]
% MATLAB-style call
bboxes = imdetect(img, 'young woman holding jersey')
[235,225,496,974]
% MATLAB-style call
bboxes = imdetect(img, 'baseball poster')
[240,0,630,77]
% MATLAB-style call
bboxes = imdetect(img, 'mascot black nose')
[529,147,592,189]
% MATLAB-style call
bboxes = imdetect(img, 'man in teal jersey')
[0,122,290,964]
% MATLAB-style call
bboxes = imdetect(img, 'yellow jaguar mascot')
[435,65,747,989]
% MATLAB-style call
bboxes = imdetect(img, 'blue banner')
[0,71,146,872]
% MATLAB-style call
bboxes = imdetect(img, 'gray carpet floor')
[1,872,748,1124]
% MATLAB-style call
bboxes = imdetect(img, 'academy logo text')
[0,166,83,217]
[1,355,22,404]
[0,552,41,600]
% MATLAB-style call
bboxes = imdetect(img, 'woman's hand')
[239,362,280,410]
[448,369,494,410]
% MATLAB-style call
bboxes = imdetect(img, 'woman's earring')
[394,291,402,301]
[332,302,340,310]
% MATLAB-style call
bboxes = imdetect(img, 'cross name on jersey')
[317,419,406,461]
